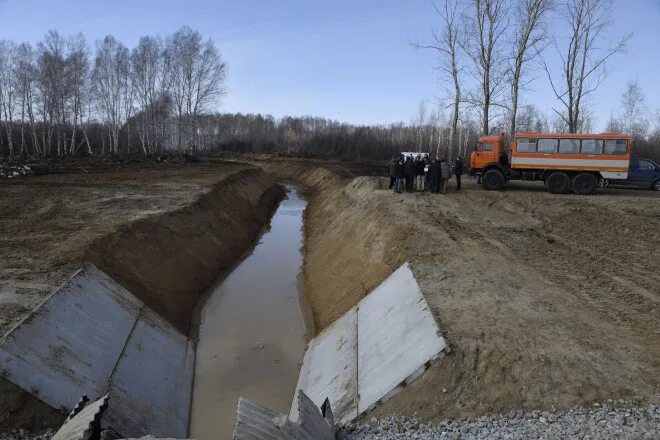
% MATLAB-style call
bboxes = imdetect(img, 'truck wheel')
[653,180,660,191]
[572,173,598,195]
[545,171,570,194]
[482,169,505,190]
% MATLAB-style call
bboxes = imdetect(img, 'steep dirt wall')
[255,160,404,332]
[86,168,285,334]
[256,159,660,424]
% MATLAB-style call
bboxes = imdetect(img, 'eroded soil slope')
[260,159,660,422]
[0,163,281,336]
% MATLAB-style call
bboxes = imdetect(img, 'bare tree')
[461,0,510,135]
[166,26,227,152]
[619,79,649,139]
[415,0,463,159]
[13,43,37,155]
[66,33,89,154]
[93,35,130,153]
[544,0,630,133]
[0,41,17,156]
[131,36,170,155]
[508,0,552,138]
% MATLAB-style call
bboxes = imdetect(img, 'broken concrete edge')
[51,394,109,440]
[233,391,335,440]
[365,349,450,413]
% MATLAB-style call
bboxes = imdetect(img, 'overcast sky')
[0,0,658,129]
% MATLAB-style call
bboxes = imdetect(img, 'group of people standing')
[388,154,464,194]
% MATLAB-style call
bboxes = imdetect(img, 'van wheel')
[545,172,570,194]
[572,173,598,195]
[482,169,505,190]
[653,180,660,191]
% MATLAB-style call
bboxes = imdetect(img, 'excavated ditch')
[190,186,309,440]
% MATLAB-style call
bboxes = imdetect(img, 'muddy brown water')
[190,187,309,440]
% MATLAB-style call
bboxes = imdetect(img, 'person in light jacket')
[440,159,451,194]
[388,156,397,189]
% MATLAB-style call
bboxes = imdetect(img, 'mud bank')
[256,160,402,332]
[86,168,285,334]
[255,159,660,423]
[0,165,285,432]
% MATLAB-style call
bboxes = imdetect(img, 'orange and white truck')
[470,132,631,194]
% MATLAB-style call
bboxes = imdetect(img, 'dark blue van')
[620,158,660,191]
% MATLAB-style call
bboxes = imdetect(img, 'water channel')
[190,186,309,440]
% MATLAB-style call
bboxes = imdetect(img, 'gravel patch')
[0,429,54,440]
[339,401,659,440]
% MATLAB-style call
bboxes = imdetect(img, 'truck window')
[604,139,627,155]
[516,138,536,153]
[638,159,654,170]
[558,139,579,154]
[580,139,603,154]
[479,143,493,152]
[538,139,558,153]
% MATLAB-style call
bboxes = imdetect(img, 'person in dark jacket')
[394,156,405,193]
[414,155,426,191]
[427,159,441,193]
[388,156,397,189]
[404,156,414,192]
[454,157,464,191]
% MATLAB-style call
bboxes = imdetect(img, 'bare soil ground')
[1,157,657,430]
[258,159,659,422]
[0,162,274,336]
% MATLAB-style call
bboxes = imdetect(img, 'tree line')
[1,0,658,163]
[0,26,226,157]
[413,0,659,162]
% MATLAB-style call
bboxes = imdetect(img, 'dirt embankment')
[0,163,284,431]
[257,159,660,422]
[86,168,284,334]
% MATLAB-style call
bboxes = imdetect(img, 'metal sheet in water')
[103,308,195,438]
[51,395,108,440]
[0,265,142,410]
[357,263,449,413]
[288,308,358,425]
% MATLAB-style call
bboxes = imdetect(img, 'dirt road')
[259,160,659,422]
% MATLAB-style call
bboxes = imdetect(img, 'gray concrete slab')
[357,263,449,413]
[290,262,449,424]
[0,266,142,410]
[102,308,195,438]
[289,307,358,425]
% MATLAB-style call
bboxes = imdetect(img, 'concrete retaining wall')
[0,265,194,437]
[290,263,450,424]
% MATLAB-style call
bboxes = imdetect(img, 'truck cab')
[622,157,660,190]
[470,133,506,173]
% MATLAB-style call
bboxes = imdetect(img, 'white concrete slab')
[0,265,142,410]
[103,308,195,438]
[357,263,449,413]
[290,262,449,424]
[289,308,358,425]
